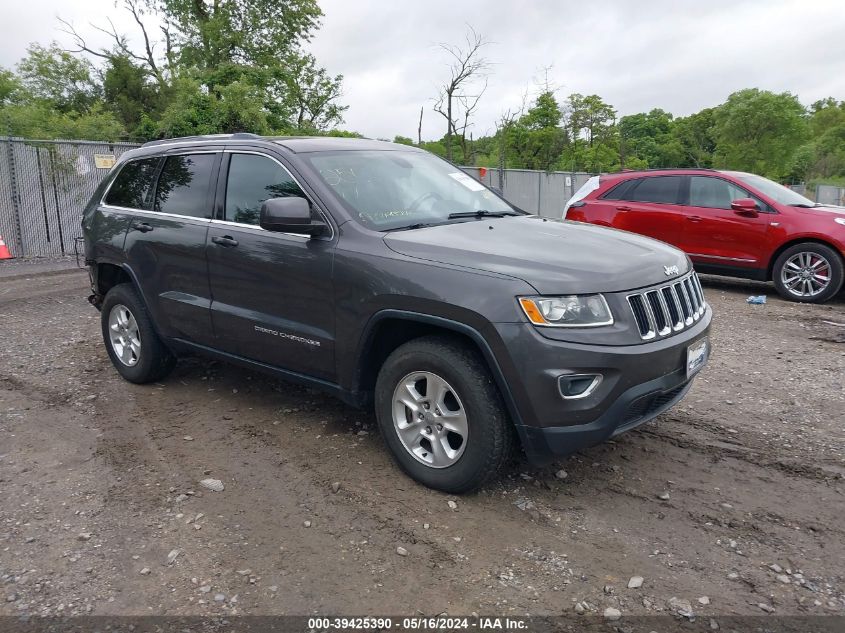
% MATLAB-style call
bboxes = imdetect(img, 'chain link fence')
[0,137,594,258]
[0,138,142,258]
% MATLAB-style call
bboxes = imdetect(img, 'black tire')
[100,283,176,383]
[374,335,514,493]
[772,243,844,303]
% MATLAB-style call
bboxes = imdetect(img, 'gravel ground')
[0,270,843,620]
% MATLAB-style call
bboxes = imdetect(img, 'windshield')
[734,173,816,206]
[304,150,519,230]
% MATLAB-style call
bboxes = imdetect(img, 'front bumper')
[494,307,712,464]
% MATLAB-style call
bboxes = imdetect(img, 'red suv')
[565,169,845,303]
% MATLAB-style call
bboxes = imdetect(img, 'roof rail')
[615,167,719,173]
[141,132,264,148]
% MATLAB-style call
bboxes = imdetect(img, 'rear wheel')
[374,336,513,493]
[101,283,176,383]
[772,243,844,303]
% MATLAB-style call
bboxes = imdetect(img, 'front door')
[206,151,336,381]
[680,176,773,271]
[122,151,219,344]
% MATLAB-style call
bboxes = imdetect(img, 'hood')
[802,205,845,216]
[383,215,690,294]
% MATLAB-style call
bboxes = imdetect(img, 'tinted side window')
[689,176,762,210]
[154,154,216,218]
[225,153,307,225]
[601,179,637,201]
[627,176,683,204]
[104,158,159,209]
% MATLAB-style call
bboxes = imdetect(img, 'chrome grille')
[628,272,706,340]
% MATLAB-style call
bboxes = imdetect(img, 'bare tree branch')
[432,25,490,162]
[124,0,162,80]
[57,2,168,87]
[57,17,115,61]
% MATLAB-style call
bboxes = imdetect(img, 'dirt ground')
[0,263,843,621]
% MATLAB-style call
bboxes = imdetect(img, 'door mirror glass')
[259,197,328,236]
[730,198,759,217]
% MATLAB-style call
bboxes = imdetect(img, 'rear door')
[205,149,336,381]
[598,176,685,246]
[95,156,160,266]
[679,175,773,270]
[123,150,220,344]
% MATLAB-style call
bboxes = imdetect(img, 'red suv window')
[688,176,765,210]
[603,176,683,204]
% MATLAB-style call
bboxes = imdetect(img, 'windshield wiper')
[788,203,818,208]
[383,222,440,232]
[447,209,518,219]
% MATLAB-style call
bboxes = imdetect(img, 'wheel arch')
[354,310,530,446]
[766,237,845,280]
[95,261,132,297]
[94,261,171,348]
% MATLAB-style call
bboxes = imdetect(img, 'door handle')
[131,221,153,233]
[615,205,631,211]
[212,235,239,248]
[687,216,703,223]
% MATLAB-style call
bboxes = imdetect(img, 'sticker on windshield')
[448,172,486,192]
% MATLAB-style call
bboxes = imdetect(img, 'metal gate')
[0,138,141,258]
[460,166,594,218]
[816,184,845,207]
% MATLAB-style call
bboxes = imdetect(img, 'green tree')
[153,0,322,86]
[0,68,23,104]
[565,93,616,147]
[506,91,567,171]
[17,43,99,113]
[672,108,717,168]
[278,53,347,132]
[2,44,124,139]
[619,108,683,168]
[560,93,619,172]
[103,55,165,137]
[155,77,271,137]
[55,0,346,137]
[712,89,808,179]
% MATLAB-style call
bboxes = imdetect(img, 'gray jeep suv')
[82,134,712,493]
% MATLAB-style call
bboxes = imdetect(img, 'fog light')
[558,374,602,400]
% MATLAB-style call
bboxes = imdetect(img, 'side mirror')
[260,197,329,236]
[730,198,759,217]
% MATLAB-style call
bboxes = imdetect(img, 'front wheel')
[374,336,514,493]
[772,243,844,303]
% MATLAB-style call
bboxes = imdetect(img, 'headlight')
[518,294,613,327]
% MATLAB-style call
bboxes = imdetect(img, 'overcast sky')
[2,0,844,140]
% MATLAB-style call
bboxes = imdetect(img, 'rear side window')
[154,154,216,218]
[225,153,306,225]
[601,179,637,201]
[626,176,683,204]
[104,158,159,209]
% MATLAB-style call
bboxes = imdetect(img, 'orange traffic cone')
[0,234,13,260]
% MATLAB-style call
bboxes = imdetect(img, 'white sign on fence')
[94,154,116,169]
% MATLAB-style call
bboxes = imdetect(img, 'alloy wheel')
[108,304,142,367]
[392,371,468,468]
[780,251,832,298]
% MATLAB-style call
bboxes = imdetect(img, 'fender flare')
[356,309,535,455]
